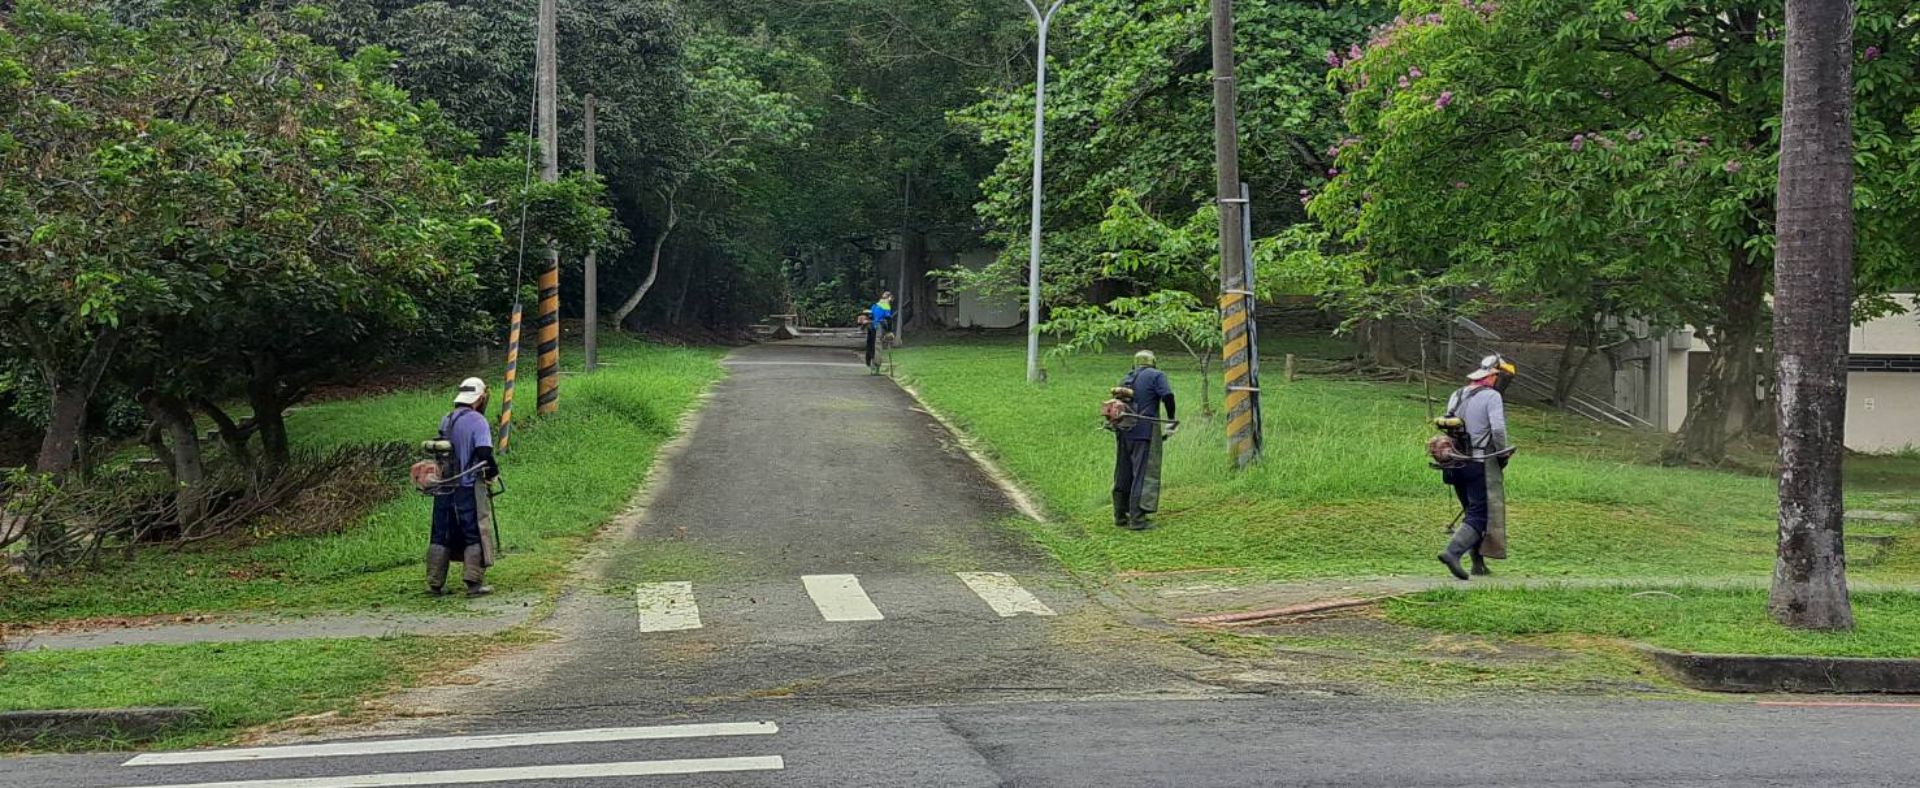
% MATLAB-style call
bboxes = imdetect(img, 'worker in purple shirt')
[428,377,500,597]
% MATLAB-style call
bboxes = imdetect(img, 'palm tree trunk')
[1768,0,1856,631]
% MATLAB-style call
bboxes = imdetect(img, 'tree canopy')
[1303,0,1920,462]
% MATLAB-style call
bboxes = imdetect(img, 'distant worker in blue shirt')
[864,291,894,371]
[1112,350,1177,531]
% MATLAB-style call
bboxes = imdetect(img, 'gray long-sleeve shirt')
[1446,385,1508,456]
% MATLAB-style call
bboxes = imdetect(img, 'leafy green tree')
[0,3,228,475]
[1,3,514,502]
[688,0,1023,330]
[959,0,1377,312]
[1310,0,1920,464]
[609,32,811,327]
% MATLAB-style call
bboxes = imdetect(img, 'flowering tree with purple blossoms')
[1306,0,1920,465]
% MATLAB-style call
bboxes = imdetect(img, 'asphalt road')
[4,339,1917,787]
[7,696,1919,787]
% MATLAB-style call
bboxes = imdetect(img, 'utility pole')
[583,94,599,373]
[535,0,561,414]
[1022,0,1067,384]
[1212,0,1260,468]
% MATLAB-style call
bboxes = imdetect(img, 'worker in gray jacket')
[1436,355,1516,580]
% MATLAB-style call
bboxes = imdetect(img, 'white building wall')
[1846,373,1920,453]
[948,251,1023,329]
[1851,295,1920,355]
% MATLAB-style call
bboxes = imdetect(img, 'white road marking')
[635,581,704,632]
[957,572,1057,618]
[124,722,776,766]
[108,757,785,787]
[802,574,885,621]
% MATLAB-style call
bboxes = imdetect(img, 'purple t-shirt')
[439,406,494,487]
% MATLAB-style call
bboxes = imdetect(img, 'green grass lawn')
[893,339,1920,656]
[0,636,485,750]
[0,335,726,624]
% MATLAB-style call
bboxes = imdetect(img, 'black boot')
[1437,526,1478,581]
[1470,551,1492,576]
[1113,492,1131,528]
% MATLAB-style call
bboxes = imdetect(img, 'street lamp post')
[1023,0,1066,384]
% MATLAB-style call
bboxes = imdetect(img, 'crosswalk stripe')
[635,582,703,632]
[122,722,777,766]
[802,574,885,622]
[106,757,785,788]
[956,572,1057,617]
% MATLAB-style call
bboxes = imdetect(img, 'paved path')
[4,601,539,653]
[351,339,1217,728]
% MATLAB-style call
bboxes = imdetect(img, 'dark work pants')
[431,485,482,555]
[865,326,878,366]
[1113,435,1152,523]
[1444,462,1488,556]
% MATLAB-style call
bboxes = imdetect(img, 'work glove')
[1163,422,1179,438]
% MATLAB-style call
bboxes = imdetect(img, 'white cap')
[454,377,487,405]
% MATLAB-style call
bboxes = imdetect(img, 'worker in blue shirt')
[1113,350,1177,530]
[864,291,894,370]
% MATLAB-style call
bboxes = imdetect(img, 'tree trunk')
[1551,318,1600,407]
[611,193,679,329]
[1769,0,1855,631]
[1361,319,1398,368]
[669,263,694,325]
[1198,356,1215,418]
[247,354,291,476]
[33,329,121,477]
[901,232,938,333]
[1668,248,1768,465]
[139,391,208,526]
[196,397,258,488]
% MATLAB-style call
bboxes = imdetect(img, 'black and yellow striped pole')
[534,0,561,416]
[499,304,523,452]
[1212,0,1260,469]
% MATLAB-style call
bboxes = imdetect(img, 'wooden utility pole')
[1769,0,1856,630]
[1212,0,1259,469]
[583,93,599,373]
[535,0,561,414]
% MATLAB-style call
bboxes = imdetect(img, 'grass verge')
[0,636,493,751]
[1,334,726,624]
[893,339,1920,659]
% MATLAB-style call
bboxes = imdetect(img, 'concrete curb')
[0,707,205,744]
[1641,647,1920,694]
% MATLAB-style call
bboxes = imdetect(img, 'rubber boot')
[1437,526,1479,581]
[1113,492,1131,528]
[462,545,492,597]
[1470,551,1492,577]
[425,545,451,595]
